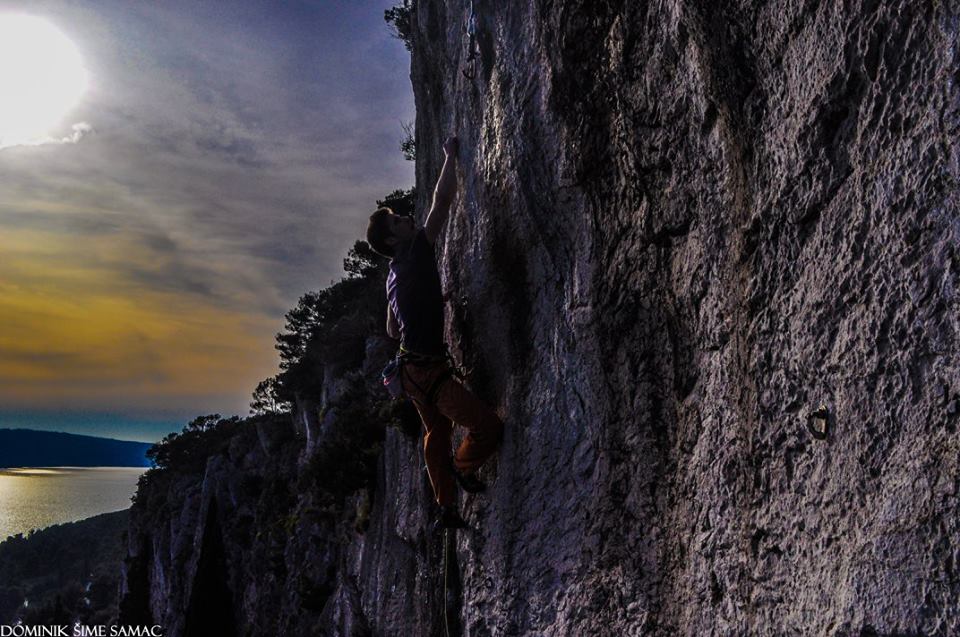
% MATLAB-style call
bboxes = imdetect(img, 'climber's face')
[386,212,417,244]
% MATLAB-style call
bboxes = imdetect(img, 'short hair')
[366,207,395,258]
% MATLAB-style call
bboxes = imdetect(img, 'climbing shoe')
[453,468,487,494]
[435,505,468,532]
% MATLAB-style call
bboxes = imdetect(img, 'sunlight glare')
[0,15,88,148]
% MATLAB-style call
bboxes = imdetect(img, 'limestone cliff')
[121,1,960,635]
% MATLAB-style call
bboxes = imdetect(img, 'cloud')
[0,0,415,421]
[0,122,94,151]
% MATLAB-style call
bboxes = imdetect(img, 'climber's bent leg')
[404,363,457,506]
[432,376,504,476]
[411,398,455,507]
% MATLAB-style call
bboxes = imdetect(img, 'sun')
[0,15,88,148]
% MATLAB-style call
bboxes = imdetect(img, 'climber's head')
[367,207,416,258]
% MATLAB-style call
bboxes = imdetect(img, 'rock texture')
[409,1,959,634]
[121,1,959,636]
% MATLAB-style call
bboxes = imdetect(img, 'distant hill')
[0,429,152,468]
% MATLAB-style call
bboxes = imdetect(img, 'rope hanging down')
[443,529,461,637]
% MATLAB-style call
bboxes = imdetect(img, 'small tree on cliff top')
[385,1,414,51]
[258,188,414,406]
[250,377,290,415]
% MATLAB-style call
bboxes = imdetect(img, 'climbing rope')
[462,0,479,79]
[443,529,456,637]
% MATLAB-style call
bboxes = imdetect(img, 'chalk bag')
[381,357,405,400]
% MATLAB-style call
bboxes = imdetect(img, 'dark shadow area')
[184,500,237,637]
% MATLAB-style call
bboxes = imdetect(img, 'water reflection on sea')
[0,467,146,541]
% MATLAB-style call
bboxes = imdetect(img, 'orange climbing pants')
[402,360,504,507]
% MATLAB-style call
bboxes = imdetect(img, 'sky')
[0,0,415,442]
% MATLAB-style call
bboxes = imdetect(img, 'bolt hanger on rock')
[806,404,830,440]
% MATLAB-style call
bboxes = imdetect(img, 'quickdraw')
[462,0,479,80]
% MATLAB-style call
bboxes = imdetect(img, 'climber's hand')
[443,136,459,158]
[425,137,459,244]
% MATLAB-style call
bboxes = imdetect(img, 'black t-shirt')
[387,228,445,356]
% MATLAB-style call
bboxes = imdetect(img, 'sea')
[0,467,146,541]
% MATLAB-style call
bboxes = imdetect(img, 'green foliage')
[129,468,155,505]
[354,489,373,534]
[280,513,299,536]
[379,396,422,440]
[384,1,414,51]
[274,281,373,401]
[0,511,128,624]
[146,414,242,472]
[271,239,393,404]
[400,120,415,162]
[298,382,385,505]
[250,376,290,416]
[258,187,415,406]
[342,240,383,280]
[377,188,415,217]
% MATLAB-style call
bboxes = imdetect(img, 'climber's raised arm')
[424,136,459,245]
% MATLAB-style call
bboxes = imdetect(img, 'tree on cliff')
[270,243,384,402]
[250,377,289,416]
[400,120,416,161]
[384,1,413,51]
[263,188,414,406]
[146,414,241,471]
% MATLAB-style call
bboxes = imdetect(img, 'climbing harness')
[461,0,479,80]
[381,346,466,404]
[806,404,829,440]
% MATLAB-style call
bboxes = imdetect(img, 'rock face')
[121,1,959,636]
[409,1,958,634]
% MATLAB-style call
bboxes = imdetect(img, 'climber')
[366,135,504,531]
